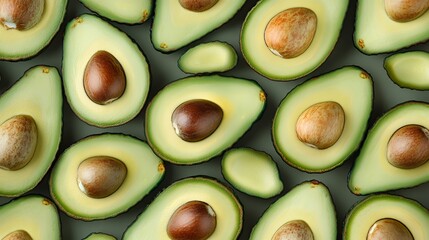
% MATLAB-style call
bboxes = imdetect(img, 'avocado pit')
[179,0,219,12]
[384,0,429,22]
[2,230,33,240]
[367,218,413,240]
[0,0,45,30]
[272,219,314,240]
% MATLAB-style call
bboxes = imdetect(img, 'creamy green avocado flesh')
[50,134,165,220]
[83,233,117,240]
[123,177,243,240]
[273,66,373,172]
[0,195,61,239]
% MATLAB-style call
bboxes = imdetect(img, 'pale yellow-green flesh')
[241,0,348,80]
[0,196,60,239]
[0,0,67,60]
[273,66,373,172]
[50,134,164,220]
[178,41,237,74]
[0,66,62,197]
[146,75,266,164]
[123,177,242,240]
[355,0,429,54]
[221,148,283,198]
[80,0,152,24]
[152,0,246,52]
[250,181,336,239]
[344,194,429,239]
[349,102,429,195]
[385,51,429,90]
[83,233,116,240]
[63,14,150,127]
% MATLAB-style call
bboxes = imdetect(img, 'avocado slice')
[145,74,266,164]
[343,194,429,239]
[272,66,373,172]
[79,0,152,24]
[151,0,246,52]
[62,14,150,127]
[0,195,61,239]
[349,101,429,195]
[354,0,429,54]
[0,66,62,197]
[241,0,348,80]
[50,133,165,220]
[83,233,116,240]
[0,0,67,60]
[178,41,238,74]
[123,176,243,239]
[384,51,429,90]
[221,148,283,198]
[250,180,336,239]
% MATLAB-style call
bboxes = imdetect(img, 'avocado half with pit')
[62,14,150,127]
[0,66,62,197]
[272,66,373,172]
[50,134,165,220]
[145,74,266,164]
[241,0,348,80]
[123,176,243,240]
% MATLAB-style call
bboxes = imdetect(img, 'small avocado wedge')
[384,51,429,90]
[123,176,243,240]
[83,233,116,240]
[0,195,61,239]
[354,0,429,54]
[272,66,373,172]
[178,41,238,74]
[241,0,348,80]
[62,14,150,127]
[0,0,67,60]
[250,180,336,239]
[343,194,429,240]
[79,0,152,24]
[0,66,62,197]
[221,148,283,198]
[151,0,246,52]
[50,134,165,220]
[349,101,429,195]
[145,74,266,164]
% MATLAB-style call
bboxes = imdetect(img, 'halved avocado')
[178,41,238,74]
[151,0,246,52]
[349,101,429,195]
[0,66,62,197]
[272,66,373,172]
[343,194,429,239]
[50,134,165,220]
[0,195,61,239]
[384,51,429,90]
[62,14,150,127]
[83,233,116,240]
[145,74,266,164]
[0,0,67,60]
[241,0,348,80]
[221,148,283,198]
[123,176,243,240]
[79,0,152,24]
[250,180,336,239]
[354,0,429,54]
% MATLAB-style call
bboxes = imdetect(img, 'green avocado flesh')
[221,148,283,198]
[0,66,62,197]
[0,0,67,60]
[385,51,429,90]
[354,0,429,54]
[50,134,165,220]
[62,14,150,127]
[343,194,429,240]
[151,0,246,52]
[83,233,116,240]
[0,195,61,239]
[80,0,152,24]
[272,66,373,172]
[349,102,429,195]
[241,0,348,80]
[145,75,266,164]
[250,180,336,239]
[123,177,243,240]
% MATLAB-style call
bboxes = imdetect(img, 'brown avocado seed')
[272,220,314,240]
[2,230,33,240]
[367,218,413,240]
[179,0,219,12]
[385,0,429,22]
[0,0,44,30]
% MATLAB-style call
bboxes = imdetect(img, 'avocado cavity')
[367,218,413,240]
[272,220,314,240]
[2,230,33,240]
[384,0,429,22]
[0,0,44,30]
